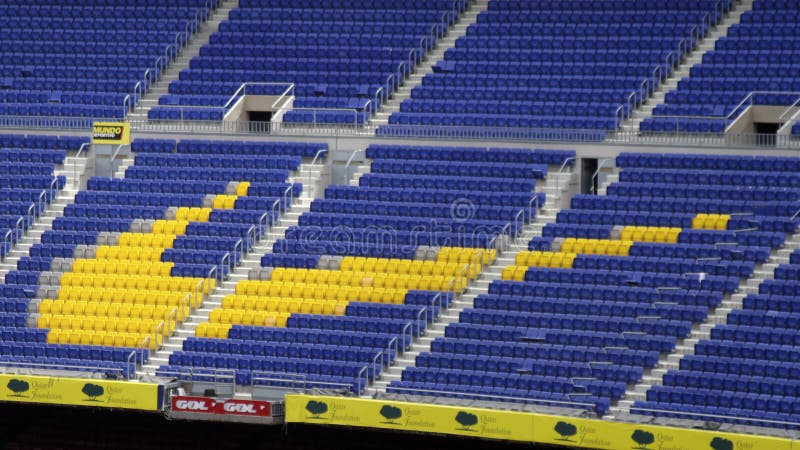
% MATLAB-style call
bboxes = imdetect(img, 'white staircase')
[369,167,579,395]
[128,0,240,122]
[620,0,755,133]
[138,162,323,377]
[0,155,88,279]
[369,0,491,127]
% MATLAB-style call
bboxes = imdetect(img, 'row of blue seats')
[124,167,289,183]
[324,188,541,211]
[460,309,691,337]
[310,199,526,222]
[366,144,573,165]
[487,0,729,11]
[281,227,495,250]
[0,89,132,107]
[399,99,628,117]
[218,21,440,37]
[0,326,48,343]
[0,30,188,44]
[388,113,619,130]
[239,0,462,10]
[162,355,376,382]
[0,104,125,119]
[620,168,800,187]
[230,9,452,23]
[465,24,700,38]
[431,337,660,367]
[444,323,676,353]
[607,182,800,202]
[708,325,800,346]
[726,309,800,329]
[411,85,641,104]
[454,36,684,51]
[0,298,29,313]
[488,281,722,307]
[0,343,147,363]
[695,339,800,363]
[618,152,800,171]
[432,61,665,78]
[400,367,623,402]
[358,173,535,192]
[727,24,800,37]
[170,347,381,368]
[477,10,711,24]
[1,78,139,94]
[574,194,800,217]
[183,337,390,359]
[758,280,800,297]
[168,80,380,97]
[474,295,707,323]
[445,48,674,65]
[132,139,327,158]
[645,386,800,414]
[571,254,752,278]
[715,36,800,51]
[297,213,520,236]
[675,77,800,92]
[282,110,369,126]
[0,134,87,149]
[134,154,301,171]
[0,149,66,165]
[744,294,800,314]
[419,73,657,92]
[76,191,204,208]
[415,352,644,384]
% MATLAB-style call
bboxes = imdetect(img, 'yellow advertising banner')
[0,374,163,411]
[92,121,130,145]
[286,395,797,449]
[532,414,794,450]
[285,394,534,442]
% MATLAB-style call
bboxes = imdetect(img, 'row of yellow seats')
[235,281,408,304]
[37,314,165,335]
[560,238,633,256]
[265,269,462,292]
[96,246,167,262]
[59,273,212,293]
[620,226,681,244]
[175,207,212,222]
[221,295,347,315]
[211,195,238,210]
[209,309,290,327]
[56,287,200,308]
[117,232,177,249]
[47,329,162,350]
[38,299,187,321]
[339,257,477,280]
[501,266,532,282]
[71,259,175,277]
[692,213,730,231]
[514,251,576,269]
[152,220,190,235]
[438,247,496,265]
[196,322,232,339]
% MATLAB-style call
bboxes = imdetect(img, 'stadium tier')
[154,145,572,394]
[0,138,324,381]
[381,0,729,134]
[0,1,216,124]
[642,0,800,132]
[148,0,467,124]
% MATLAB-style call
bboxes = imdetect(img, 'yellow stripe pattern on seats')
[199,247,491,339]
[560,238,632,256]
[37,191,249,351]
[619,226,681,243]
[692,213,730,230]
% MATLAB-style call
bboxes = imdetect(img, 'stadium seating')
[1,138,324,379]
[149,0,467,124]
[0,1,217,124]
[382,0,729,136]
[642,0,800,133]
[603,153,800,428]
[156,145,573,394]
[389,151,798,417]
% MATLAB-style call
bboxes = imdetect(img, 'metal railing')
[0,361,134,380]
[73,142,90,189]
[384,386,598,413]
